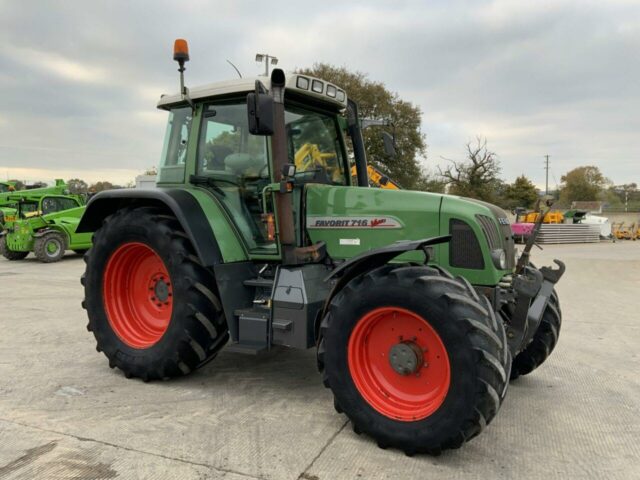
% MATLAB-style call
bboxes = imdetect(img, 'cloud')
[5,47,108,84]
[0,0,637,188]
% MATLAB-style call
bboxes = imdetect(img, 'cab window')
[41,197,79,215]
[158,107,192,183]
[196,102,273,252]
[18,201,39,218]
[285,105,348,185]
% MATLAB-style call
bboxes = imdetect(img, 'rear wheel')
[0,237,29,260]
[509,290,562,380]
[34,231,66,263]
[319,265,511,454]
[82,207,229,380]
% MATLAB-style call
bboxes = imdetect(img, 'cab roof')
[157,73,347,110]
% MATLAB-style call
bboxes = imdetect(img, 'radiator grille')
[449,219,484,269]
[476,214,501,249]
[500,221,516,269]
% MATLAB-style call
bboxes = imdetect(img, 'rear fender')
[76,189,231,267]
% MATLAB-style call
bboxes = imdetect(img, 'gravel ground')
[0,242,638,480]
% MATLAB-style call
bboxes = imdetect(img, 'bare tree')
[438,137,502,202]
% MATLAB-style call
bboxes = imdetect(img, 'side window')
[285,106,347,185]
[197,103,268,176]
[196,102,273,252]
[58,198,79,211]
[41,198,57,215]
[158,107,192,183]
[41,197,78,215]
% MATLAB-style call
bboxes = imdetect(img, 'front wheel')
[0,237,29,260]
[509,290,562,380]
[319,265,511,454]
[82,207,229,381]
[34,231,67,263]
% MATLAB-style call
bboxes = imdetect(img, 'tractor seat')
[206,145,234,170]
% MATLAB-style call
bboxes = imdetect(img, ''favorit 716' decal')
[306,216,403,229]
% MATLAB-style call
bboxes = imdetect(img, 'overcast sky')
[0,0,638,188]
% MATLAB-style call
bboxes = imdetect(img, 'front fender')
[319,235,452,322]
[77,188,246,267]
[33,227,59,238]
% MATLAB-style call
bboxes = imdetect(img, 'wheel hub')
[152,276,171,304]
[389,341,424,375]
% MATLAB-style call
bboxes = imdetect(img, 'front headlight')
[491,249,507,269]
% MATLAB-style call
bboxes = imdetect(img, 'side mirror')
[247,91,274,136]
[382,131,397,158]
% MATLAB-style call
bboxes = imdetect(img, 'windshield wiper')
[189,175,226,197]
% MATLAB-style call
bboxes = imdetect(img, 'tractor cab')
[17,195,82,219]
[156,73,352,258]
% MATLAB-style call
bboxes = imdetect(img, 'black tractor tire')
[0,237,29,260]
[82,206,229,381]
[318,265,511,455]
[509,289,562,380]
[34,231,67,263]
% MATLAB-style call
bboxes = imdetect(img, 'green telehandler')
[0,194,90,261]
[77,40,564,454]
[0,179,71,228]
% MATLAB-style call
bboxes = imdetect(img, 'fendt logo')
[307,216,403,229]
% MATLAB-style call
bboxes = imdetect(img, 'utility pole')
[544,155,550,195]
[625,189,629,213]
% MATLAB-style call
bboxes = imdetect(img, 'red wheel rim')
[103,242,173,349]
[348,307,451,421]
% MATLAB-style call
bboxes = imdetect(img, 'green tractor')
[0,194,90,262]
[77,40,564,454]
